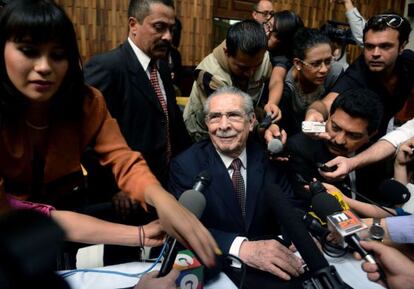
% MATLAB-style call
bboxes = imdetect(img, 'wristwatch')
[369,218,384,242]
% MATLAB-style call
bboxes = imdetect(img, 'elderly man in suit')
[169,86,305,288]
[84,0,191,189]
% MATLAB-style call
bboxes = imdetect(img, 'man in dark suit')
[287,88,385,204]
[83,0,191,265]
[169,86,305,288]
[84,0,191,189]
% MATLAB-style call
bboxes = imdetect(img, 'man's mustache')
[154,41,170,50]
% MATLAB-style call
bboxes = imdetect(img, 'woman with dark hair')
[279,27,343,135]
[0,0,217,271]
[264,10,303,123]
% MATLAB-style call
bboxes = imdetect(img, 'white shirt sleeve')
[229,236,248,268]
[345,7,365,46]
[380,118,414,147]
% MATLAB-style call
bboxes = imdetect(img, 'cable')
[341,184,397,217]
[220,253,246,289]
[59,241,167,279]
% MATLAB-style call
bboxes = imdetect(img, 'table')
[60,262,237,289]
[60,254,383,289]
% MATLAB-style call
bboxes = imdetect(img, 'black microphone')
[298,209,330,239]
[265,184,350,289]
[157,171,210,277]
[311,194,376,265]
[378,179,411,207]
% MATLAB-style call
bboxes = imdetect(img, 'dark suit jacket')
[84,40,191,186]
[169,139,303,253]
[286,133,391,205]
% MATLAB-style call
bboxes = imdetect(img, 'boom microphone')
[265,184,350,288]
[158,171,210,277]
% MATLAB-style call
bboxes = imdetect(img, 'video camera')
[320,20,357,45]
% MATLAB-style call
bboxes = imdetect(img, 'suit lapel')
[122,41,164,114]
[245,141,265,231]
[205,143,245,229]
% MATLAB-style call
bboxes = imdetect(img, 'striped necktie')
[149,61,171,162]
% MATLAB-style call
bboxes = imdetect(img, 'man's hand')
[134,269,179,289]
[319,156,356,181]
[239,240,304,280]
[264,123,287,145]
[360,240,414,289]
[395,138,414,166]
[263,103,282,122]
[140,220,166,247]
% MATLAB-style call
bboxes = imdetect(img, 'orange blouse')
[0,87,159,210]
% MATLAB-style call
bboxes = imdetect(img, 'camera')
[320,20,357,45]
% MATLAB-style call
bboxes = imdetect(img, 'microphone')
[265,184,350,288]
[267,138,283,155]
[311,194,375,265]
[378,179,411,207]
[158,171,210,277]
[192,170,211,195]
[267,137,290,159]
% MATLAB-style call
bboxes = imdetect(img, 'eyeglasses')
[206,111,247,124]
[254,10,274,18]
[298,57,334,71]
[368,14,404,29]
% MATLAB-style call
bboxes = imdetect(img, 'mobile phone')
[317,162,338,172]
[302,121,326,133]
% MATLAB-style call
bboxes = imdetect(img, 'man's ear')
[249,114,257,131]
[128,17,139,35]
[223,46,229,57]
[399,40,408,54]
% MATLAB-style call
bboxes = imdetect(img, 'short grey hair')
[203,86,254,119]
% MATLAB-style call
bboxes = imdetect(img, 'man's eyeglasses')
[206,111,247,124]
[298,57,334,71]
[368,14,404,29]
[254,9,274,18]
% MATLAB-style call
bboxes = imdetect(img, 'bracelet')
[138,225,145,247]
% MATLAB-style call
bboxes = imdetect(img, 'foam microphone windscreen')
[311,193,343,222]
[179,189,206,219]
[266,184,329,272]
[267,138,283,155]
[378,179,411,206]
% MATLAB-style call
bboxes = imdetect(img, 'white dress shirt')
[127,37,167,102]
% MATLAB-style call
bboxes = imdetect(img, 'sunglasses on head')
[368,14,404,29]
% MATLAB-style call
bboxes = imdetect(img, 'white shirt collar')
[217,148,247,170]
[128,37,152,72]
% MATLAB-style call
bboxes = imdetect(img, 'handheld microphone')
[192,170,211,194]
[158,171,210,277]
[311,194,375,265]
[267,138,283,155]
[267,137,290,159]
[265,185,350,289]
